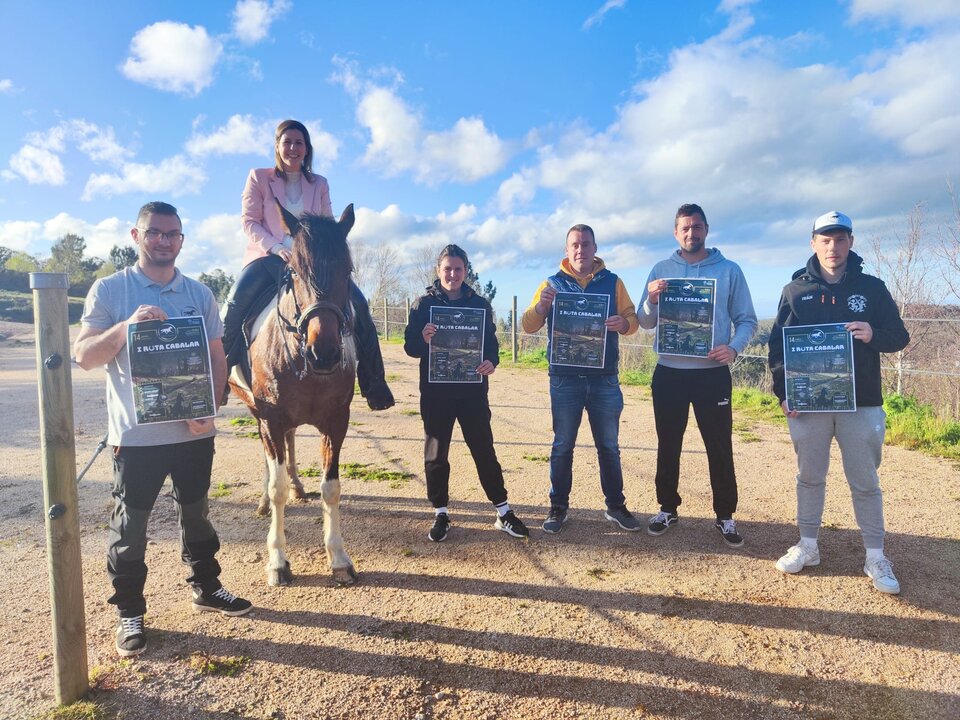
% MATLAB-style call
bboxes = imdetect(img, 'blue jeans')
[549,374,625,510]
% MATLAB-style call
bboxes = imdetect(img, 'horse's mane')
[289,213,354,294]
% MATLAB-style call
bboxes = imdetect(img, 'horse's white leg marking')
[265,452,291,583]
[321,472,352,573]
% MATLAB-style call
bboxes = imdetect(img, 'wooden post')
[512,295,518,363]
[30,272,88,704]
[383,297,390,340]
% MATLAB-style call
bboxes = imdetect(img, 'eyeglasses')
[139,228,184,242]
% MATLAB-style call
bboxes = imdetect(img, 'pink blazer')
[240,167,333,268]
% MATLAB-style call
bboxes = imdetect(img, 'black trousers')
[421,393,508,509]
[107,438,221,617]
[651,364,738,518]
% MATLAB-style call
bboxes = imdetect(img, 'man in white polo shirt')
[74,201,251,657]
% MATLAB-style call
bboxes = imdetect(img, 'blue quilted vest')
[546,268,620,376]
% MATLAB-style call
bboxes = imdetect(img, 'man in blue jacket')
[638,204,757,547]
[769,210,909,594]
[523,224,642,533]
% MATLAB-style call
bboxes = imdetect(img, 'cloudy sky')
[2,0,959,317]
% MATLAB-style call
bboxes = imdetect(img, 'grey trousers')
[785,406,887,549]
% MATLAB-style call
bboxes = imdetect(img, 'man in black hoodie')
[769,211,909,594]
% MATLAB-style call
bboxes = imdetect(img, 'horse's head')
[277,201,355,375]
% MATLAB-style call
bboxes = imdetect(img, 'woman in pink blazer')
[222,119,395,410]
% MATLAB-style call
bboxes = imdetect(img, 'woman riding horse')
[222,119,394,410]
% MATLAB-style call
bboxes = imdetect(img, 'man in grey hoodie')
[637,204,757,546]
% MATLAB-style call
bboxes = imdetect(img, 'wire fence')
[373,296,960,417]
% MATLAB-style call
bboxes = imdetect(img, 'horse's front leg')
[286,429,306,501]
[256,454,270,516]
[262,422,294,586]
[320,411,356,586]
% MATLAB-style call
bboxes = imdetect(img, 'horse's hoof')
[255,501,270,517]
[332,565,358,586]
[268,562,293,586]
[290,486,307,502]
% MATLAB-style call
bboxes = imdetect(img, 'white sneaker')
[864,556,901,594]
[776,544,820,574]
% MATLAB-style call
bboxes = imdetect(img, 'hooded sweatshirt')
[637,248,757,370]
[522,257,639,376]
[769,251,909,407]
[404,280,500,399]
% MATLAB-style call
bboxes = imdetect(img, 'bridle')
[275,266,352,380]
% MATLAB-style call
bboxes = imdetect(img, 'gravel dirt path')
[0,322,957,719]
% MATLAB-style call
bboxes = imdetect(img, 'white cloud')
[583,0,627,30]
[186,114,275,156]
[9,146,65,185]
[177,213,247,272]
[849,0,960,27]
[336,60,511,184]
[121,21,223,96]
[185,115,340,168]
[0,214,128,258]
[0,79,14,93]
[83,155,206,200]
[232,0,291,44]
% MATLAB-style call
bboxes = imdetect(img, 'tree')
[47,233,87,285]
[0,247,11,267]
[110,245,138,269]
[466,261,496,304]
[5,251,41,273]
[868,203,934,395]
[352,240,404,303]
[198,269,235,302]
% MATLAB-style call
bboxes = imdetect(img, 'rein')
[274,268,351,380]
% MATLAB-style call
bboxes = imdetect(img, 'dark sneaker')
[115,615,147,658]
[429,512,450,542]
[495,511,530,539]
[542,506,568,534]
[648,511,679,536]
[604,505,642,531]
[192,587,253,616]
[715,518,744,547]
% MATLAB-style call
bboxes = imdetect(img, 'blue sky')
[2,0,959,318]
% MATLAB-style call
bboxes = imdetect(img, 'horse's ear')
[338,203,355,234]
[275,199,300,237]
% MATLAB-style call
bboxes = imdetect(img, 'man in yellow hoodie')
[523,224,641,533]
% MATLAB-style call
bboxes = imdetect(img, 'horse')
[228,202,358,587]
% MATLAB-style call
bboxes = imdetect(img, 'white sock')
[495,502,511,517]
[434,506,448,516]
[799,536,818,550]
[865,548,885,562]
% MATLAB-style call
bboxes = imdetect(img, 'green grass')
[522,454,549,463]
[619,369,652,386]
[210,482,232,498]
[499,347,549,369]
[299,465,323,477]
[340,462,413,488]
[0,289,86,324]
[187,652,249,677]
[732,387,787,425]
[884,394,960,459]
[400,409,419,416]
[30,702,111,720]
[229,416,256,427]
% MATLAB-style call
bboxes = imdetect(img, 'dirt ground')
[0,319,957,720]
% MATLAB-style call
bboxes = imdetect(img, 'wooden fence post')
[383,297,389,340]
[30,272,88,705]
[512,295,518,363]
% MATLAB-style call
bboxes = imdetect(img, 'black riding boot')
[223,255,285,375]
[350,283,395,410]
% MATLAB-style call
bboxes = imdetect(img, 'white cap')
[813,210,852,234]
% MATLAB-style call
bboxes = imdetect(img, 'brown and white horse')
[229,203,358,586]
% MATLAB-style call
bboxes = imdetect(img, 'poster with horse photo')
[550,292,609,369]
[656,278,716,357]
[783,323,856,413]
[127,316,217,424]
[428,306,485,383]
